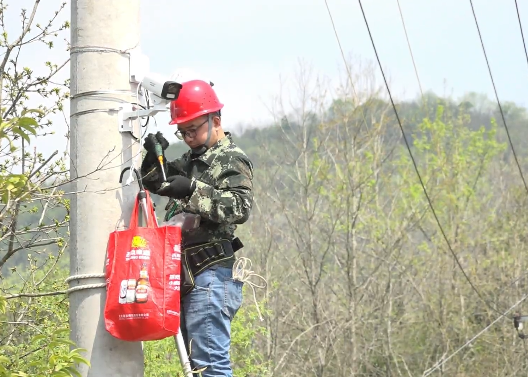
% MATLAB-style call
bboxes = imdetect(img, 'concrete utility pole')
[69,1,144,376]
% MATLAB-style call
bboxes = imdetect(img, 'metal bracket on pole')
[118,104,168,134]
[123,104,168,120]
[118,104,134,134]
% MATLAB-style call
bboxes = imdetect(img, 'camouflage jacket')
[141,132,254,248]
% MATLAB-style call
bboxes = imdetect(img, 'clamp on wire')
[513,313,528,339]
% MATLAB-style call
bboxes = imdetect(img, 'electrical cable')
[422,293,528,376]
[356,0,505,317]
[514,0,528,70]
[323,0,404,186]
[69,45,136,56]
[323,0,370,132]
[69,108,121,118]
[70,90,136,101]
[395,0,424,98]
[134,83,152,138]
[395,0,429,120]
[469,0,528,194]
[131,102,150,129]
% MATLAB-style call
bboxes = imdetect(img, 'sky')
[8,0,528,153]
[138,0,528,132]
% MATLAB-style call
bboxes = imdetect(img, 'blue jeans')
[180,265,243,377]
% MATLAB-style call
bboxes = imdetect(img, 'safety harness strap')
[180,238,244,296]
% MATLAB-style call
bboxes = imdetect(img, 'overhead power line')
[323,0,370,132]
[356,0,504,318]
[394,0,431,121]
[513,0,528,68]
[422,293,528,376]
[469,0,528,194]
[395,0,424,100]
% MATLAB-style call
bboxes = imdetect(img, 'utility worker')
[140,79,254,377]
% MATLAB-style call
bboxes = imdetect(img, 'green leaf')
[69,349,90,367]
[0,118,17,130]
[21,109,45,117]
[52,338,75,347]
[65,367,83,377]
[12,128,30,144]
[31,334,47,344]
[52,328,70,336]
[17,117,38,129]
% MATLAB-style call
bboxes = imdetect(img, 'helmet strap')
[191,113,213,155]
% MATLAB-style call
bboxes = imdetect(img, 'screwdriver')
[146,133,169,188]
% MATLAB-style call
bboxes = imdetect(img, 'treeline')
[168,90,528,167]
[5,88,528,376]
[222,90,528,376]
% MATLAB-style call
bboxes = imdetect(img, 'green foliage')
[231,295,271,377]
[0,329,89,377]
[0,265,85,376]
[143,336,179,377]
[0,110,43,204]
[0,110,40,148]
[5,5,528,372]
[143,287,270,377]
[238,82,528,376]
[0,2,95,377]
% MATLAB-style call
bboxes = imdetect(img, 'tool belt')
[180,237,243,296]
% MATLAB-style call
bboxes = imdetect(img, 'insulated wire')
[323,0,404,182]
[514,0,528,68]
[323,0,370,132]
[356,0,504,317]
[422,293,528,376]
[395,0,431,121]
[469,0,528,194]
[395,0,425,100]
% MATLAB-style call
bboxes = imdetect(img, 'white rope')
[422,293,528,376]
[5,273,107,299]
[65,273,106,294]
[232,257,267,321]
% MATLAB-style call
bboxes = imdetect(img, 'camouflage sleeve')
[184,156,253,224]
[140,154,185,193]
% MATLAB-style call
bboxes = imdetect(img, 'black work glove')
[143,133,160,153]
[156,175,196,199]
[141,133,169,192]
[155,132,169,150]
[141,134,158,166]
[143,132,169,153]
[143,132,169,160]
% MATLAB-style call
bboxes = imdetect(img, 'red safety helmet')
[169,80,224,125]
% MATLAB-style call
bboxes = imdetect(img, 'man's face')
[176,115,211,149]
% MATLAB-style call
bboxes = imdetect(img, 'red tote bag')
[104,190,182,342]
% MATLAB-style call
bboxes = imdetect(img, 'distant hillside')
[166,90,528,166]
[4,90,528,272]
